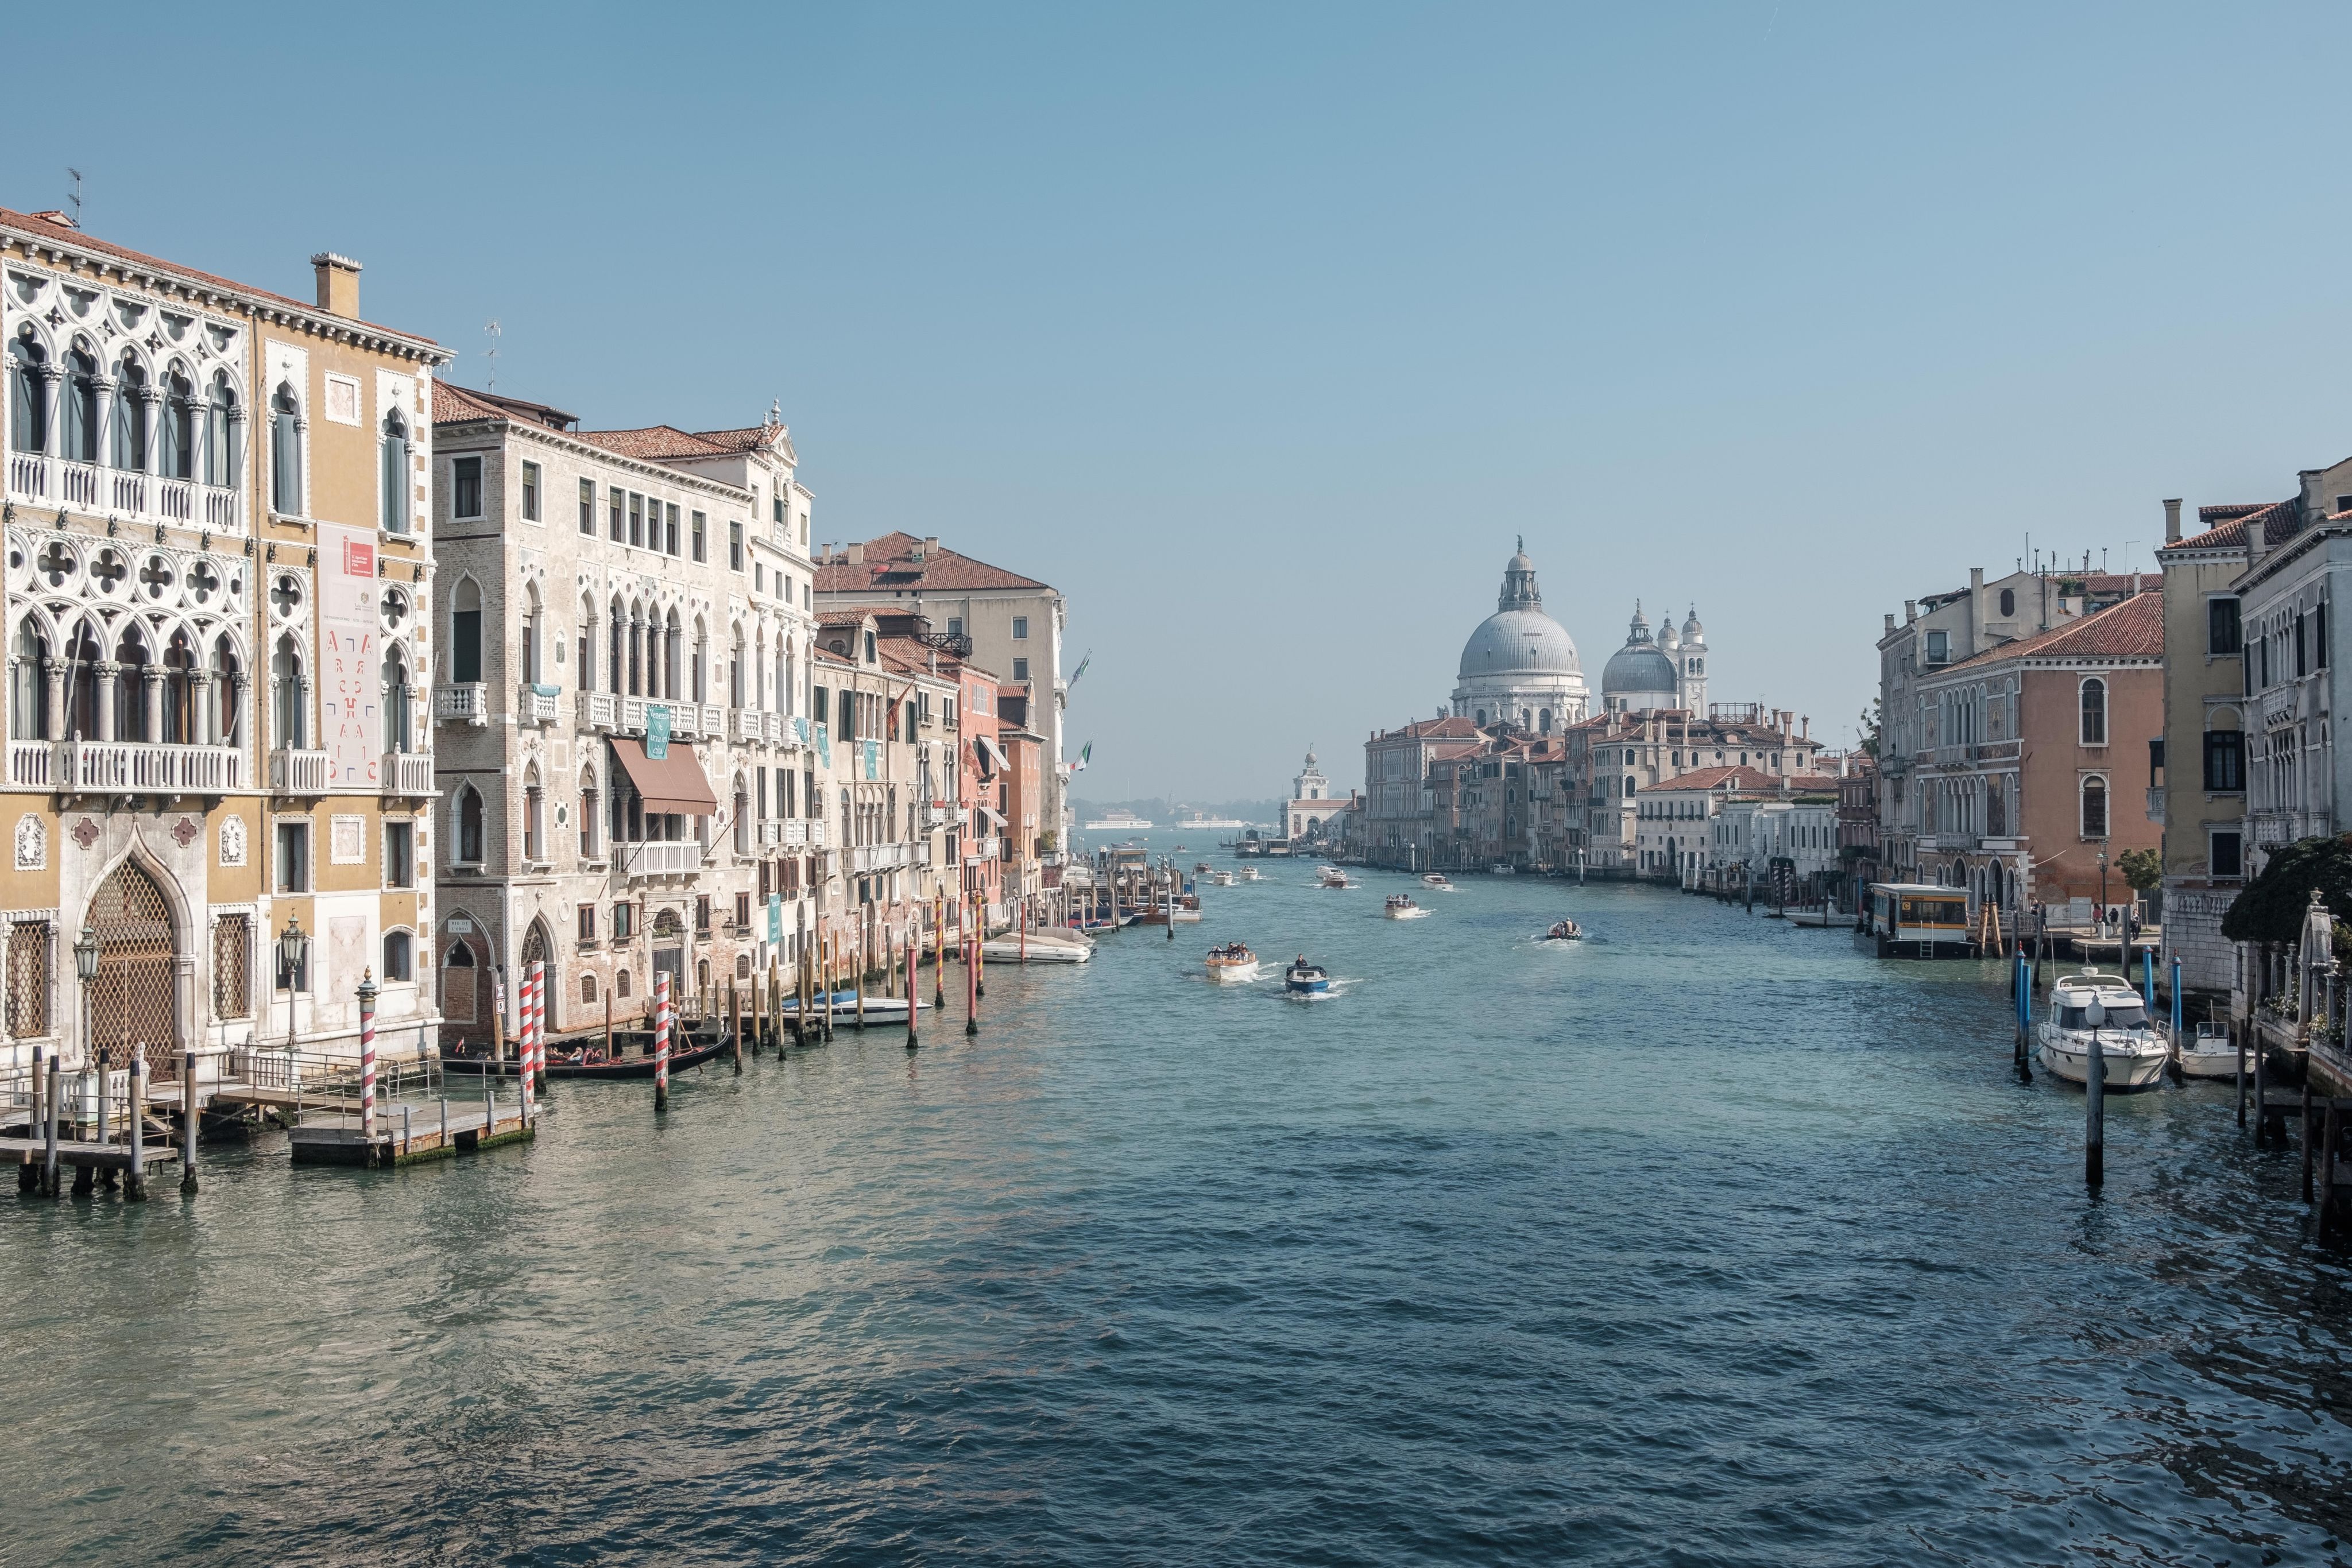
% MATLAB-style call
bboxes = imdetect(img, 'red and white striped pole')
[519,963,537,1124]
[653,970,672,1113]
[357,968,379,1151]
[528,958,547,1104]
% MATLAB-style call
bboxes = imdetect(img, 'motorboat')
[1384,894,1430,920]
[981,932,1092,963]
[1544,919,1583,942]
[1284,958,1331,995]
[1421,873,1458,893]
[445,1037,726,1078]
[778,989,925,1023]
[1487,862,1516,876]
[2035,972,2171,1089]
[1318,866,1351,888]
[2177,1020,2242,1079]
[1194,862,1213,876]
[1205,943,1260,984]
[1210,870,1236,886]
[1239,865,1261,882]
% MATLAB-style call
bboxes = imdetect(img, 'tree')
[1857,699,1881,760]
[2220,834,2352,944]
[2116,847,2161,895]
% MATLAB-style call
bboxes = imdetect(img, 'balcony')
[784,819,808,846]
[578,690,615,731]
[6,454,244,533]
[2261,684,2298,730]
[434,683,489,726]
[518,684,560,727]
[733,708,765,746]
[757,820,783,846]
[270,748,330,795]
[849,843,911,874]
[617,839,702,878]
[382,751,434,796]
[807,818,826,848]
[7,740,51,789]
[62,740,243,794]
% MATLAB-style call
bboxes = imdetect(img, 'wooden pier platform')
[289,1101,536,1168]
[1,1129,180,1174]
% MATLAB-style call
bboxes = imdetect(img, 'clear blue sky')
[15,3,2349,800]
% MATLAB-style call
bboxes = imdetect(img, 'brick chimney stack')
[2164,497,2182,545]
[311,251,361,317]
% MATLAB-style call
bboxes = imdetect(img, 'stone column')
[95,660,118,740]
[36,365,64,459]
[190,670,215,746]
[87,378,115,467]
[41,655,63,742]
[142,663,164,746]
[137,386,164,477]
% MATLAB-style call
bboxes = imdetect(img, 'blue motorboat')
[1284,958,1330,996]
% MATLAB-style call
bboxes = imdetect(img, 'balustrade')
[66,740,242,793]
[6,452,244,531]
[383,751,435,796]
[617,839,702,878]
[270,748,330,794]
[517,684,560,727]
[433,683,488,725]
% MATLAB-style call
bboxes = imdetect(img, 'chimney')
[311,251,361,318]
[1883,612,1895,636]
[1968,566,1985,651]
[2164,497,2182,545]
[1904,599,1917,624]
[846,542,865,565]
[924,536,939,557]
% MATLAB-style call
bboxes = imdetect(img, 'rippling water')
[7,847,2352,1565]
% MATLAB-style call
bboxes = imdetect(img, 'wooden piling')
[605,990,614,1062]
[856,928,867,1029]
[966,927,979,1036]
[2256,1035,2269,1144]
[2237,1021,2248,1128]
[42,1056,60,1197]
[180,1048,198,1195]
[123,1053,146,1201]
[2324,1104,2340,1238]
[934,893,946,1009]
[2304,1078,2317,1203]
[2085,1029,2105,1187]
[653,971,672,1114]
[906,924,919,1051]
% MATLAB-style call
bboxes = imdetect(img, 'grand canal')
[6,843,2351,1564]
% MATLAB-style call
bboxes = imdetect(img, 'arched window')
[204,372,240,487]
[733,778,751,853]
[523,769,544,862]
[110,357,149,470]
[608,598,624,697]
[1474,709,1487,726]
[729,629,745,706]
[269,381,301,514]
[577,593,597,690]
[442,940,477,1024]
[112,624,148,741]
[626,601,644,697]
[458,784,485,864]
[8,331,48,453]
[382,930,413,982]
[380,408,410,533]
[579,765,599,857]
[2080,774,2109,838]
[163,371,195,479]
[1539,708,1552,734]
[692,617,708,704]
[451,578,482,684]
[162,628,196,744]
[581,973,599,1005]
[382,645,411,753]
[616,969,632,1000]
[63,618,101,740]
[212,634,242,748]
[520,587,541,688]
[2079,677,2107,745]
[1999,587,2016,618]
[64,349,99,463]
[272,632,304,749]
[11,621,48,740]
[666,607,683,697]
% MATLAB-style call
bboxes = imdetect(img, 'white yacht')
[1238,865,1262,882]
[1384,894,1430,920]
[1205,944,1260,984]
[980,931,1092,964]
[2036,973,2170,1089]
[1318,866,1351,888]
[1421,873,1458,893]
[1082,808,1154,831]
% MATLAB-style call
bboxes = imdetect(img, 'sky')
[13,2,2351,800]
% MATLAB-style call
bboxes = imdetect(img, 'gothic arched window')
[272,632,305,749]
[204,371,241,487]
[163,371,196,479]
[457,784,485,864]
[269,381,302,513]
[64,349,99,462]
[8,331,48,454]
[380,408,410,533]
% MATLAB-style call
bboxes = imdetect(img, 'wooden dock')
[289,1098,536,1168]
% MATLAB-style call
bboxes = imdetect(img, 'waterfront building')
[2154,500,2259,1007]
[427,385,815,1046]
[1908,589,2163,920]
[2231,463,2352,870]
[1285,746,1342,841]
[1360,716,1483,870]
[1449,542,1588,733]
[817,533,1069,853]
[1874,565,2141,885]
[1836,754,1879,886]
[1570,704,1825,876]
[1,210,448,1081]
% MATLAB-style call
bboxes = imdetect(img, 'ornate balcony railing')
[382,751,435,796]
[270,748,330,795]
[3,455,244,532]
[65,740,242,793]
[733,708,765,745]
[518,684,560,727]
[617,839,702,878]
[433,683,489,725]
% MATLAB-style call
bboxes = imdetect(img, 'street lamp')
[278,913,308,1049]
[2097,846,2111,941]
[74,923,99,1064]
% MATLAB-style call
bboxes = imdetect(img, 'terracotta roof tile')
[574,425,730,461]
[1648,765,1785,793]
[814,531,1050,594]
[1943,589,2163,671]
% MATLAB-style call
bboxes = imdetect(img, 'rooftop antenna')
[483,319,502,392]
[65,167,82,228]
[2123,540,2136,574]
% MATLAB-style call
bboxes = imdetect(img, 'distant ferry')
[1082,809,1155,831]
[1171,813,1252,830]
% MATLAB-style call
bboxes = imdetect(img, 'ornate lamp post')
[277,913,308,1050]
[74,922,99,1066]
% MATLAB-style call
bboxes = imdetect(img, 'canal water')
[6,842,2351,1565]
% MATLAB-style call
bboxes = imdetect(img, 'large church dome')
[1448,541,1590,733]
[1459,608,1581,680]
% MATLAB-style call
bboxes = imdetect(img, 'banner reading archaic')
[318,523,380,789]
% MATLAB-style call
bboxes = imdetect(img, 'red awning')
[610,737,718,815]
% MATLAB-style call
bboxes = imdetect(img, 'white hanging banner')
[317,523,380,789]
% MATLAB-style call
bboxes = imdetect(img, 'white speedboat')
[980,932,1092,963]
[1487,862,1516,876]
[1238,866,1261,882]
[1210,870,1236,886]
[1205,943,1260,984]
[2035,973,2170,1089]
[1421,873,1458,893]
[1318,866,1351,888]
[1384,894,1430,920]
[2177,1021,2242,1079]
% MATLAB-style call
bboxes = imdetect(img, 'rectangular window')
[946,617,962,637]
[1012,657,1029,682]
[612,902,634,942]
[755,562,764,591]
[696,894,711,932]
[2211,828,2243,880]
[729,521,744,571]
[1012,616,1029,640]
[773,494,785,524]
[609,485,625,542]
[521,461,541,522]
[2203,730,2244,792]
[757,767,768,819]
[383,931,414,982]
[629,492,644,548]
[691,510,707,562]
[735,892,752,928]
[2321,601,2331,669]
[1924,629,1948,665]
[2208,595,2241,656]
[385,820,414,888]
[578,903,597,942]
[2297,612,2308,678]
[666,502,680,556]
[579,477,595,535]
[275,820,308,893]
[452,456,482,520]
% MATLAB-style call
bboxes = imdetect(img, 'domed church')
[1449,541,1590,733]
[1600,603,1708,715]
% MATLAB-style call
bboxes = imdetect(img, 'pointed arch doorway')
[88,858,179,1077]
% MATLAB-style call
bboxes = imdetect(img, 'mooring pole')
[2086,1027,2106,1187]
[124,1051,146,1201]
[906,921,920,1052]
[653,970,672,1114]
[44,1055,62,1198]
[180,1048,199,1195]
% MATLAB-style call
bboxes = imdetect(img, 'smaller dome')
[1659,622,1681,651]
[1304,746,1318,766]
[1602,642,1680,697]
[1681,607,1705,644]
